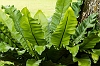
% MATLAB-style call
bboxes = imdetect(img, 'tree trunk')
[79,0,100,22]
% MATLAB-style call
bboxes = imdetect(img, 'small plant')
[0,0,100,66]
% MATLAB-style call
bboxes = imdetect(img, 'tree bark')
[79,0,100,22]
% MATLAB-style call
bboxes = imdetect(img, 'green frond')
[51,7,78,48]
[72,13,97,44]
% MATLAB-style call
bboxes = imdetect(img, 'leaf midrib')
[28,18,39,46]
[59,13,69,47]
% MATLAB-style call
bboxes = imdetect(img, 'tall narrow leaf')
[50,0,72,32]
[51,7,77,48]
[20,7,46,46]
[72,13,97,44]
[34,10,48,31]
[20,8,47,55]
[34,10,49,42]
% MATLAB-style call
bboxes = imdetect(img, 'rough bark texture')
[79,0,100,22]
